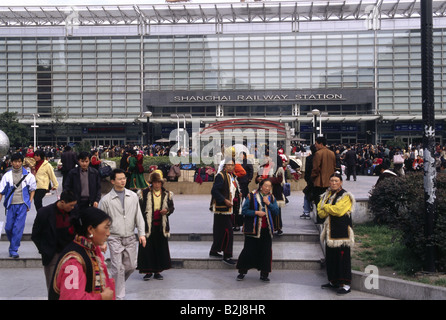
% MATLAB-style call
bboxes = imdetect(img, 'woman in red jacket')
[49,207,115,300]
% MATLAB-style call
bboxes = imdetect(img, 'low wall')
[101,173,307,195]
[354,198,373,224]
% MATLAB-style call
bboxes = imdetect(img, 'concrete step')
[2,231,320,243]
[0,238,325,270]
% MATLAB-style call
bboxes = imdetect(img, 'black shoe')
[154,273,164,280]
[233,226,240,231]
[260,275,270,282]
[223,258,236,266]
[143,273,152,281]
[236,274,245,281]
[209,251,223,258]
[300,213,310,219]
[321,282,339,289]
[336,287,351,295]
[276,230,283,236]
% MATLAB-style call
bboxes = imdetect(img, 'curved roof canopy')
[1,1,446,27]
[200,118,286,137]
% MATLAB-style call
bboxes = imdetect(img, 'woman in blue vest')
[236,178,279,282]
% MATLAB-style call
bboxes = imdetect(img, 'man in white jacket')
[99,168,146,300]
[0,153,36,258]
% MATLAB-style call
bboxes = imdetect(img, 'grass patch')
[352,223,446,287]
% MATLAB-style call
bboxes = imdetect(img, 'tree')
[0,112,30,148]
[49,106,67,146]
[74,140,92,154]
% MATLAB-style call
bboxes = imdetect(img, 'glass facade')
[144,32,376,91]
[0,2,446,145]
[0,37,142,119]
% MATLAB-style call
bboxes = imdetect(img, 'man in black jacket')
[238,152,253,198]
[63,151,101,210]
[31,190,77,291]
[60,145,77,186]
[344,145,358,181]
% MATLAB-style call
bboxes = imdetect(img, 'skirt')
[236,228,272,274]
[325,244,352,285]
[137,225,171,273]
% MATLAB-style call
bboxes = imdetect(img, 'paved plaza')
[0,173,395,301]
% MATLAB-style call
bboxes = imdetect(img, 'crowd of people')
[0,139,445,299]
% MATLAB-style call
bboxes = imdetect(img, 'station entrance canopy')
[200,118,286,138]
[199,118,292,155]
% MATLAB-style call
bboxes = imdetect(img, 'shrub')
[107,156,212,172]
[368,171,446,271]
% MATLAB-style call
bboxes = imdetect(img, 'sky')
[9,0,248,6]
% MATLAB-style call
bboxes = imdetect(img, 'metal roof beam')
[117,7,133,24]
[167,5,180,24]
[353,0,363,19]
[23,7,39,25]
[86,7,102,25]
[100,7,115,25]
[151,6,164,24]
[388,0,401,19]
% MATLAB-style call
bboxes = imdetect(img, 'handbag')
[393,154,404,164]
[180,163,196,170]
[283,182,291,197]
[99,163,112,178]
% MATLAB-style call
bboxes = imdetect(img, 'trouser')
[78,198,91,211]
[210,214,233,259]
[346,165,356,181]
[303,193,312,214]
[5,203,28,255]
[34,189,48,211]
[108,235,138,300]
[44,253,60,291]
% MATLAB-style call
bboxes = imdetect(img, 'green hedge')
[106,156,212,172]
[369,171,446,272]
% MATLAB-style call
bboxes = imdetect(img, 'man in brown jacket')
[311,137,336,223]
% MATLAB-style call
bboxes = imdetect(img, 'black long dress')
[236,191,279,275]
[317,188,355,286]
[137,188,174,274]
[137,225,171,274]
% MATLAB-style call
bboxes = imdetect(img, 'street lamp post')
[144,111,152,146]
[311,109,320,144]
[182,114,192,152]
[421,0,437,273]
[32,113,40,150]
[170,114,180,150]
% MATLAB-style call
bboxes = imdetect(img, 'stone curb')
[351,270,446,300]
